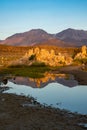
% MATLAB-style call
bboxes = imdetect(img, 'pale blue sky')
[0,0,87,39]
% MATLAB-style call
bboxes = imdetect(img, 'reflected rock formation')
[9,72,78,88]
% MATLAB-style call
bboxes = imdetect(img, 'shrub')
[30,61,46,67]
[28,54,36,61]
[74,58,87,64]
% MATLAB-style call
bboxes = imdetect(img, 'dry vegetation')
[0,45,30,66]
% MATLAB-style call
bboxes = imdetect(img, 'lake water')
[2,74,87,115]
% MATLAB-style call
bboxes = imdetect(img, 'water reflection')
[1,73,87,114]
[9,72,78,88]
[4,81,87,114]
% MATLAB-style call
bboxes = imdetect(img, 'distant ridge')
[0,28,87,47]
[0,29,53,46]
[56,28,87,46]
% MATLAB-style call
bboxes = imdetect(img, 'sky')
[0,0,87,40]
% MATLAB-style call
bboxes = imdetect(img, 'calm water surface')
[4,77,87,115]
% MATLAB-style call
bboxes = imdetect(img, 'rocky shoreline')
[0,93,87,130]
[58,65,87,85]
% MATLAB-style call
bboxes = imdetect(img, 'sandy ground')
[0,93,87,130]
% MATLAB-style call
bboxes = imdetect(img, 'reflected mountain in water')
[9,72,78,88]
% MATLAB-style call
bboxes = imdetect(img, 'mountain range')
[0,28,87,47]
[0,40,2,43]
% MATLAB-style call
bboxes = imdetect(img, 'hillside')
[0,45,30,66]
[0,40,2,42]
[0,29,53,46]
[56,28,87,46]
[36,39,74,47]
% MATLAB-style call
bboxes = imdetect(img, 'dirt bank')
[0,93,87,130]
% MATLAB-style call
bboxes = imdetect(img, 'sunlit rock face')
[74,45,87,59]
[24,47,73,66]
[82,46,87,55]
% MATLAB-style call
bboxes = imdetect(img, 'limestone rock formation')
[24,47,73,66]
[74,45,87,59]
